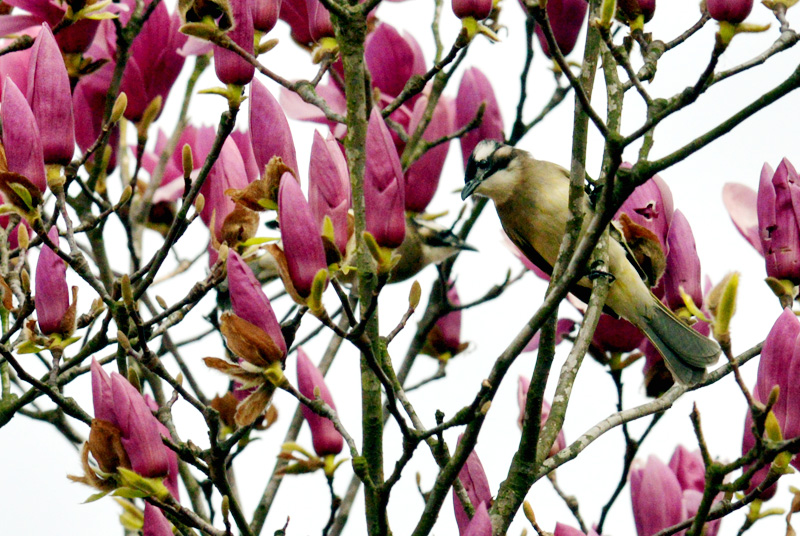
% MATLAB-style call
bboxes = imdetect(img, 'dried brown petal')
[203,357,264,385]
[220,312,285,366]
[220,203,259,245]
[0,275,14,311]
[210,392,239,430]
[234,384,275,427]
[88,418,131,474]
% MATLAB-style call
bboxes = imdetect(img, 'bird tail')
[638,296,721,385]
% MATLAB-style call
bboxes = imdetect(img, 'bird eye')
[476,159,490,169]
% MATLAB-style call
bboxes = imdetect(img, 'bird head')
[461,139,519,201]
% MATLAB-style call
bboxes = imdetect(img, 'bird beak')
[457,241,477,252]
[461,178,481,200]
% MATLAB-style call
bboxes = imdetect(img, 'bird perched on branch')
[461,140,720,384]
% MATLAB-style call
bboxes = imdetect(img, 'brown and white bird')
[461,140,720,384]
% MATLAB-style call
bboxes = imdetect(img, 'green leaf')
[83,490,112,503]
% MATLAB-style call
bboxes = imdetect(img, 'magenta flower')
[26,23,74,165]
[462,502,492,536]
[707,0,753,23]
[73,64,119,172]
[0,33,32,100]
[296,347,343,456]
[661,210,702,311]
[630,456,686,536]
[742,308,800,498]
[532,0,589,57]
[631,451,721,536]
[452,0,493,20]
[365,107,406,248]
[757,159,800,283]
[365,24,426,103]
[554,524,600,536]
[250,78,298,174]
[214,0,255,85]
[253,0,282,33]
[0,0,102,53]
[309,131,351,255]
[278,173,328,297]
[143,503,172,536]
[91,359,172,479]
[306,0,334,42]
[522,317,576,353]
[227,250,287,356]
[452,439,492,535]
[35,227,73,336]
[2,77,46,193]
[436,284,465,354]
[722,183,763,255]
[592,314,645,353]
[230,129,261,183]
[517,376,567,456]
[198,137,249,241]
[278,0,314,45]
[456,67,504,169]
[405,95,455,213]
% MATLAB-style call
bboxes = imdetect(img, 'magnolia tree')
[2,0,800,534]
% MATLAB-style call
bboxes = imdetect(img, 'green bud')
[182,144,194,179]
[409,281,421,309]
[111,93,128,124]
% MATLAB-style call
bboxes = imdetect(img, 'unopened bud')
[182,144,193,179]
[156,295,168,310]
[767,385,781,409]
[712,272,739,338]
[127,367,141,392]
[117,330,132,351]
[117,185,132,208]
[480,401,491,414]
[409,281,421,309]
[523,501,536,525]
[17,224,29,250]
[194,193,205,215]
[216,242,229,264]
[307,268,328,315]
[221,495,231,518]
[765,410,783,442]
[599,0,617,28]
[20,268,30,293]
[137,96,163,141]
[111,93,128,124]
[120,274,134,309]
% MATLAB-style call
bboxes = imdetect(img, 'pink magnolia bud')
[278,173,328,297]
[309,131,351,255]
[554,524,600,536]
[250,78,298,173]
[91,359,115,423]
[73,65,119,172]
[119,2,187,122]
[522,317,576,353]
[452,0,493,20]
[630,456,686,536]
[278,0,314,45]
[462,502,492,536]
[456,67,504,169]
[227,250,287,355]
[722,183,763,255]
[0,34,32,100]
[405,96,454,213]
[593,314,644,353]
[453,439,492,535]
[230,129,261,183]
[668,446,705,494]
[758,159,800,283]
[306,0,334,42]
[143,503,173,536]
[741,409,777,500]
[296,347,343,456]
[533,0,589,57]
[35,227,72,336]
[111,373,171,478]
[0,7,100,54]
[707,0,753,23]
[27,24,74,166]
[436,284,464,354]
[2,77,46,192]
[365,24,426,102]
[253,0,282,32]
[214,0,255,85]
[144,395,180,500]
[365,107,406,248]
[662,210,702,311]
[198,137,249,240]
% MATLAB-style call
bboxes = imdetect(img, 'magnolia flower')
[757,159,800,283]
[722,182,762,255]
[278,172,327,297]
[296,347,343,456]
[73,64,119,172]
[365,107,406,248]
[35,227,75,336]
[214,0,255,85]
[308,131,351,256]
[661,210,702,311]
[424,283,469,360]
[250,78,298,174]
[532,0,589,57]
[0,0,103,53]
[462,502,492,536]
[456,67,504,168]
[707,0,753,23]
[306,0,334,42]
[517,376,567,456]
[452,439,492,535]
[253,0,282,33]
[452,0,493,20]
[198,137,250,243]
[27,24,74,166]
[3,77,47,193]
[554,524,600,536]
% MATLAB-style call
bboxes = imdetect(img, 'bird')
[461,139,720,384]
[388,217,476,282]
